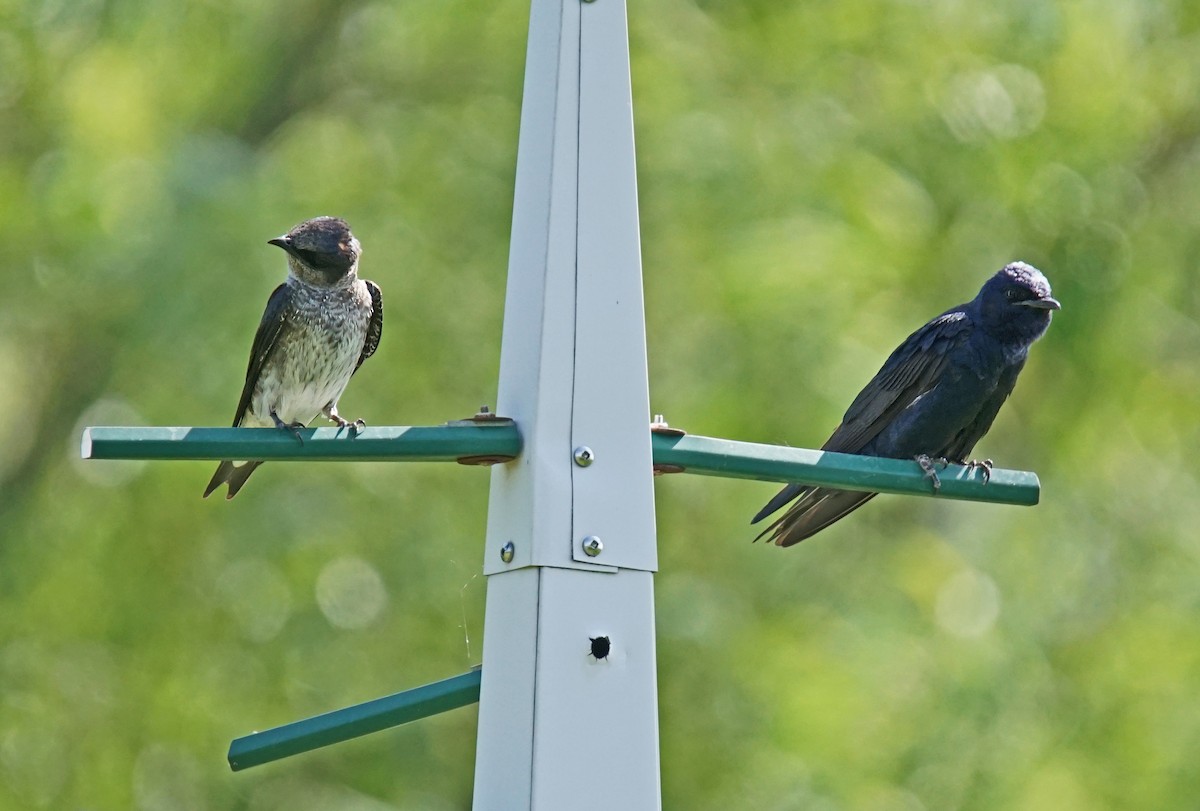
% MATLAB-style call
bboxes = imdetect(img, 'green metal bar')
[651,432,1040,506]
[80,422,1038,504]
[80,423,521,462]
[227,667,482,771]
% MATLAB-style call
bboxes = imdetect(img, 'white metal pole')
[472,0,661,806]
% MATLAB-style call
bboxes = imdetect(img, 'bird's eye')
[1005,288,1019,301]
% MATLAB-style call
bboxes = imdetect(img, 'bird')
[203,216,383,499]
[752,262,1059,546]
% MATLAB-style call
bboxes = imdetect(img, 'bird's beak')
[1018,296,1061,311]
[268,236,291,250]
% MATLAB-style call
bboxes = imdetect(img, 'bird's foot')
[915,454,947,493]
[271,411,306,444]
[965,458,994,484]
[323,406,366,435]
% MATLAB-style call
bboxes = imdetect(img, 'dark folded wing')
[750,308,975,544]
[232,284,292,427]
[355,280,383,373]
[822,309,973,454]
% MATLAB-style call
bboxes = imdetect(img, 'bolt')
[573,446,595,467]
[582,536,603,557]
[500,541,515,563]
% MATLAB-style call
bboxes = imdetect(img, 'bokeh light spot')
[315,556,388,630]
[216,559,293,643]
[935,568,1001,638]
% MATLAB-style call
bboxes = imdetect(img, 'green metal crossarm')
[227,668,482,771]
[79,422,1038,504]
[80,423,522,463]
[652,432,1040,506]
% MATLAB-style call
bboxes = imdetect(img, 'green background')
[3,0,1198,808]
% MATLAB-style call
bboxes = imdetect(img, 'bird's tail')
[203,460,263,499]
[752,484,878,547]
[751,482,807,525]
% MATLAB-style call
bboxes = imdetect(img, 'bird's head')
[978,261,1060,345]
[269,217,361,286]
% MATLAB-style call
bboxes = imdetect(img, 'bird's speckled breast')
[245,278,374,428]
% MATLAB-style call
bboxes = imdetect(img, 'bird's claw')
[271,411,306,444]
[326,411,366,436]
[338,417,366,435]
[915,454,946,493]
[965,458,994,484]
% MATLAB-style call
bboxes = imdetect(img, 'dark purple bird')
[752,262,1059,546]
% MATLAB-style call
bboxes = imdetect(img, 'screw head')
[500,541,515,563]
[573,446,595,467]
[582,536,603,557]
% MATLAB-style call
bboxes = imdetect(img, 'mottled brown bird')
[204,217,383,499]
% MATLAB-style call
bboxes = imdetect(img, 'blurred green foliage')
[2,0,1199,808]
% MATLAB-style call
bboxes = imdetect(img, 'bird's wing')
[750,308,974,544]
[822,310,973,454]
[231,284,292,427]
[354,280,383,373]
